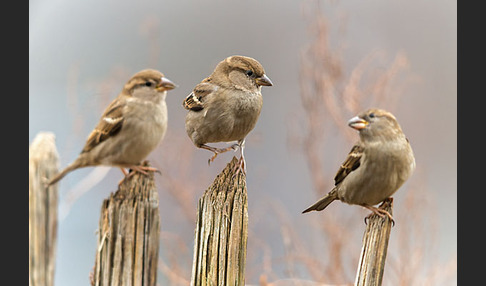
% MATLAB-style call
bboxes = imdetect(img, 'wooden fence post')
[29,132,60,286]
[191,157,249,286]
[354,198,394,286]
[92,161,160,286]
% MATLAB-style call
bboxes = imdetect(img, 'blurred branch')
[281,1,455,285]
[59,166,111,221]
[155,129,202,222]
[269,200,357,284]
[159,258,191,286]
[296,0,413,198]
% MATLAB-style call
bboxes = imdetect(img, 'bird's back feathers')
[82,101,125,154]
[302,145,362,213]
[182,80,216,111]
[334,144,363,186]
[182,92,204,111]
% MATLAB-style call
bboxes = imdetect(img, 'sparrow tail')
[47,161,83,186]
[302,189,338,214]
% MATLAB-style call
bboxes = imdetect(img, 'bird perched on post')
[183,55,273,174]
[302,108,415,222]
[47,69,177,186]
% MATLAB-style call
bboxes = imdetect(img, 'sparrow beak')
[348,116,369,130]
[157,77,177,91]
[255,74,273,86]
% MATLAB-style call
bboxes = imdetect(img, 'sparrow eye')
[369,112,375,118]
[145,81,153,87]
[245,70,254,77]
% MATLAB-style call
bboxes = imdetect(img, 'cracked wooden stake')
[355,198,394,286]
[92,161,160,286]
[191,157,248,286]
[29,132,60,286]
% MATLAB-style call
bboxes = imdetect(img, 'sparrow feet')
[201,144,239,165]
[232,139,246,178]
[129,165,160,175]
[232,155,247,178]
[363,205,395,226]
[118,165,160,186]
[122,165,160,177]
[230,143,240,151]
[208,152,219,165]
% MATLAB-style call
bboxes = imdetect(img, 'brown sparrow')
[182,55,273,174]
[47,69,176,186]
[302,108,416,221]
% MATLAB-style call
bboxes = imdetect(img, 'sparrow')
[302,108,415,221]
[182,55,273,174]
[47,69,176,186]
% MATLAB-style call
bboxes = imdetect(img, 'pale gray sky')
[30,0,456,285]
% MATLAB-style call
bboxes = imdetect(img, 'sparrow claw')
[363,205,395,226]
[126,165,160,176]
[208,152,218,165]
[201,144,238,166]
[230,143,239,151]
[120,168,128,176]
[232,155,247,178]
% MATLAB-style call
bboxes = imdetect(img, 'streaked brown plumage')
[302,108,415,221]
[47,69,176,186]
[183,55,273,173]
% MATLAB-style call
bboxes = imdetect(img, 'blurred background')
[29,0,456,285]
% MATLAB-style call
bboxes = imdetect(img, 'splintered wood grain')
[354,198,394,286]
[29,132,60,286]
[191,157,249,286]
[92,162,160,286]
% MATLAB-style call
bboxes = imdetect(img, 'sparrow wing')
[182,78,217,111]
[334,144,364,186]
[81,100,125,154]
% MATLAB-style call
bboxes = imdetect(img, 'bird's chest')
[340,146,407,205]
[122,102,167,158]
[129,101,166,129]
[231,93,262,126]
[191,90,263,143]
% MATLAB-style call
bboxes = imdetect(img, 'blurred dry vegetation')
[59,1,456,285]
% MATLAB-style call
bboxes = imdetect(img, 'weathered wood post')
[191,157,249,286]
[92,161,160,286]
[29,132,60,286]
[354,198,394,286]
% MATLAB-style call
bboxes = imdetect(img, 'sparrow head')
[212,55,273,92]
[348,108,403,141]
[123,69,177,101]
